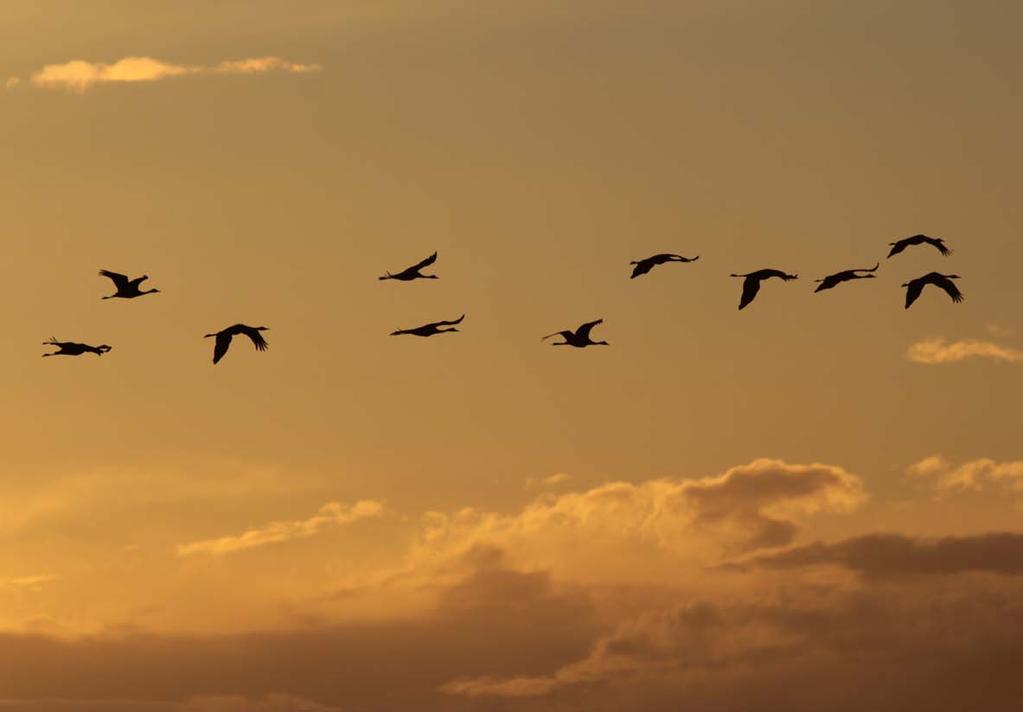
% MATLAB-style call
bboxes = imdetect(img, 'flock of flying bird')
[41,233,963,360]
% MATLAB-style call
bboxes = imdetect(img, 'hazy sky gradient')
[1,1,1022,709]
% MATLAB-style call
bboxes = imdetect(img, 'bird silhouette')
[379,252,439,281]
[887,234,952,258]
[630,253,699,279]
[813,263,879,293]
[204,324,269,364]
[902,273,964,309]
[99,270,160,299]
[729,269,798,310]
[391,314,464,337]
[542,319,609,347]
[42,339,111,357]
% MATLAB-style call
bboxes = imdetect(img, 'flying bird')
[902,272,964,309]
[42,339,111,358]
[887,234,952,258]
[629,253,699,279]
[204,323,269,364]
[813,263,879,293]
[379,252,439,281]
[541,319,609,347]
[729,269,799,310]
[391,314,464,337]
[99,270,160,299]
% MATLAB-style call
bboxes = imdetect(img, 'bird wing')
[129,275,149,287]
[935,277,964,303]
[738,276,761,309]
[212,332,233,364]
[410,252,438,271]
[904,279,924,309]
[432,314,465,327]
[925,237,952,256]
[99,270,130,291]
[630,260,654,278]
[576,319,603,340]
[243,327,269,351]
[887,241,907,258]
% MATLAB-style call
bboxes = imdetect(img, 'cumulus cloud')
[28,56,321,92]
[734,532,1023,577]
[404,459,866,594]
[905,337,1023,364]
[906,455,1023,493]
[176,500,385,557]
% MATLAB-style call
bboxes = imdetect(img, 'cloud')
[906,455,1023,493]
[214,58,322,75]
[176,500,385,557]
[0,575,58,590]
[525,473,572,490]
[408,459,866,591]
[440,575,1023,706]
[28,56,321,92]
[0,694,340,711]
[905,337,1023,364]
[734,532,1023,577]
[5,77,20,89]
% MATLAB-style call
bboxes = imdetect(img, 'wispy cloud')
[906,337,1023,365]
[525,473,572,490]
[27,56,321,93]
[0,574,58,590]
[176,500,384,557]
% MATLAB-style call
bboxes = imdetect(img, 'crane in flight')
[629,253,699,279]
[813,263,879,293]
[391,314,464,337]
[42,339,111,357]
[99,270,160,299]
[204,324,270,364]
[729,269,798,310]
[902,273,964,309]
[542,319,609,347]
[887,234,952,258]
[379,252,439,281]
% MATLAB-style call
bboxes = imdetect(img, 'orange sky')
[1,1,1022,710]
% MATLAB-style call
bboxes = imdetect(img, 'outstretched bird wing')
[887,240,908,258]
[541,330,571,342]
[212,332,233,364]
[99,270,131,291]
[738,276,761,310]
[630,259,654,278]
[410,252,438,272]
[934,277,964,303]
[432,314,465,327]
[923,236,952,256]
[242,327,269,352]
[903,279,925,309]
[576,319,603,340]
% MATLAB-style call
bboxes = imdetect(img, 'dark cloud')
[737,532,1023,577]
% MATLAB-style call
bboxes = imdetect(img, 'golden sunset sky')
[2,1,1023,710]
